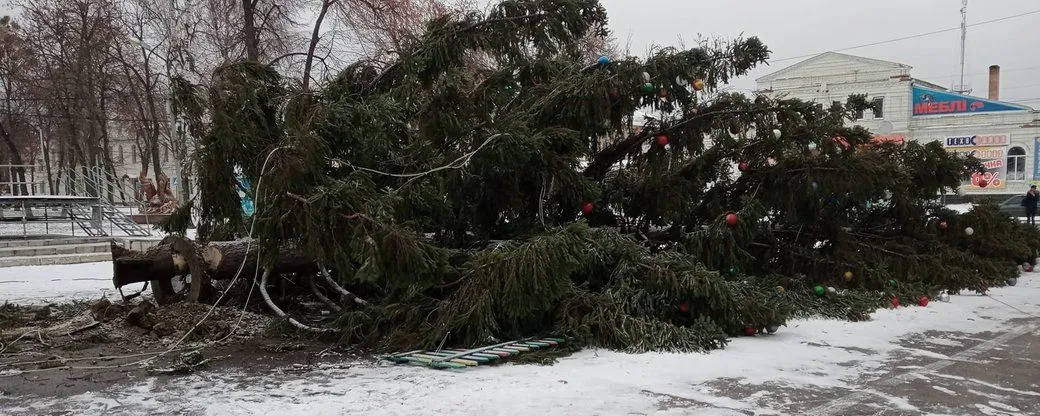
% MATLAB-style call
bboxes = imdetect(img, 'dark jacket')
[1023,190,1039,211]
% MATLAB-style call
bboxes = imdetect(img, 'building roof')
[757,52,912,83]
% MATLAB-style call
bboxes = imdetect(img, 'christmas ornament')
[608,88,620,100]
[642,82,654,93]
[679,303,690,313]
[939,292,951,302]
[772,129,782,139]
[725,212,738,227]
[807,141,818,150]
[1034,257,1040,266]
[738,162,750,172]
[888,279,897,287]
[813,285,826,296]
[891,297,900,308]
[766,157,777,167]
[978,178,989,188]
[766,325,779,334]
[675,76,688,86]
[918,296,929,307]
[811,182,819,191]
[642,71,651,82]
[743,327,757,336]
[1009,277,1018,286]
[964,227,974,236]
[597,55,610,65]
[658,88,669,98]
[826,286,837,295]
[692,78,705,91]
[656,134,669,146]
[1018,264,1025,273]
[581,202,594,214]
[938,221,948,230]
[844,271,854,282]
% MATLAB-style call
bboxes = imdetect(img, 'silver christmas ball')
[642,71,651,82]
[826,286,837,295]
[1009,277,1018,286]
[772,129,782,139]
[766,325,779,334]
[939,292,951,302]
[964,227,974,236]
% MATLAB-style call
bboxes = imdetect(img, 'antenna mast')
[955,0,971,94]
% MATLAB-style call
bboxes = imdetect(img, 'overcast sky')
[596,0,1040,108]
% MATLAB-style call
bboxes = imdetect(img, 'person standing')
[1023,185,1039,225]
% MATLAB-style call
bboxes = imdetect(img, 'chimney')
[988,65,1000,100]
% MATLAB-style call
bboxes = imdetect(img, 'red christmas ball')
[658,88,669,98]
[656,134,669,146]
[978,178,989,188]
[1027,265,1034,273]
[725,213,738,227]
[738,162,750,172]
[891,297,900,308]
[608,89,619,99]
[581,202,594,214]
[678,303,689,313]
[743,327,757,336]
[918,296,929,307]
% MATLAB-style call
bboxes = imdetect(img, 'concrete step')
[0,242,110,258]
[0,252,112,268]
[0,237,110,249]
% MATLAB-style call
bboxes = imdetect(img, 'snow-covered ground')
[2,261,1040,415]
[0,262,119,305]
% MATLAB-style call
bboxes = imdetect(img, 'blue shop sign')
[912,84,1029,116]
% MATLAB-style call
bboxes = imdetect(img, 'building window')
[131,150,137,164]
[872,97,884,119]
[1007,146,1026,181]
[163,148,169,163]
[118,146,124,164]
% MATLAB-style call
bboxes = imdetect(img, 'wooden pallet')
[382,337,566,369]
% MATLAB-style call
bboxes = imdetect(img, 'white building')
[756,52,1040,197]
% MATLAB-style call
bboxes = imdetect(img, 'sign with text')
[944,137,1007,189]
[912,84,1028,116]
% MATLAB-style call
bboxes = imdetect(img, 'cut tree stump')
[112,240,185,305]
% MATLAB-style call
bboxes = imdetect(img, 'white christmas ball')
[807,142,818,150]
[766,157,778,167]
[766,325,779,334]
[772,129,782,139]
[939,292,951,302]
[964,227,974,236]
[826,286,837,295]
[1034,257,1040,266]
[642,71,651,82]
[1009,277,1019,286]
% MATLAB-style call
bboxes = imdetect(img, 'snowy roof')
[757,51,912,83]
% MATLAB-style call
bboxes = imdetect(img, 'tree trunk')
[202,240,316,280]
[242,0,260,61]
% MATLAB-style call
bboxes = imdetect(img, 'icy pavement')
[2,265,1040,415]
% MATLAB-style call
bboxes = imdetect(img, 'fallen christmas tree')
[159,0,1040,354]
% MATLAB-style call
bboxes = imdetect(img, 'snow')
[0,262,118,305]
[2,265,1040,414]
